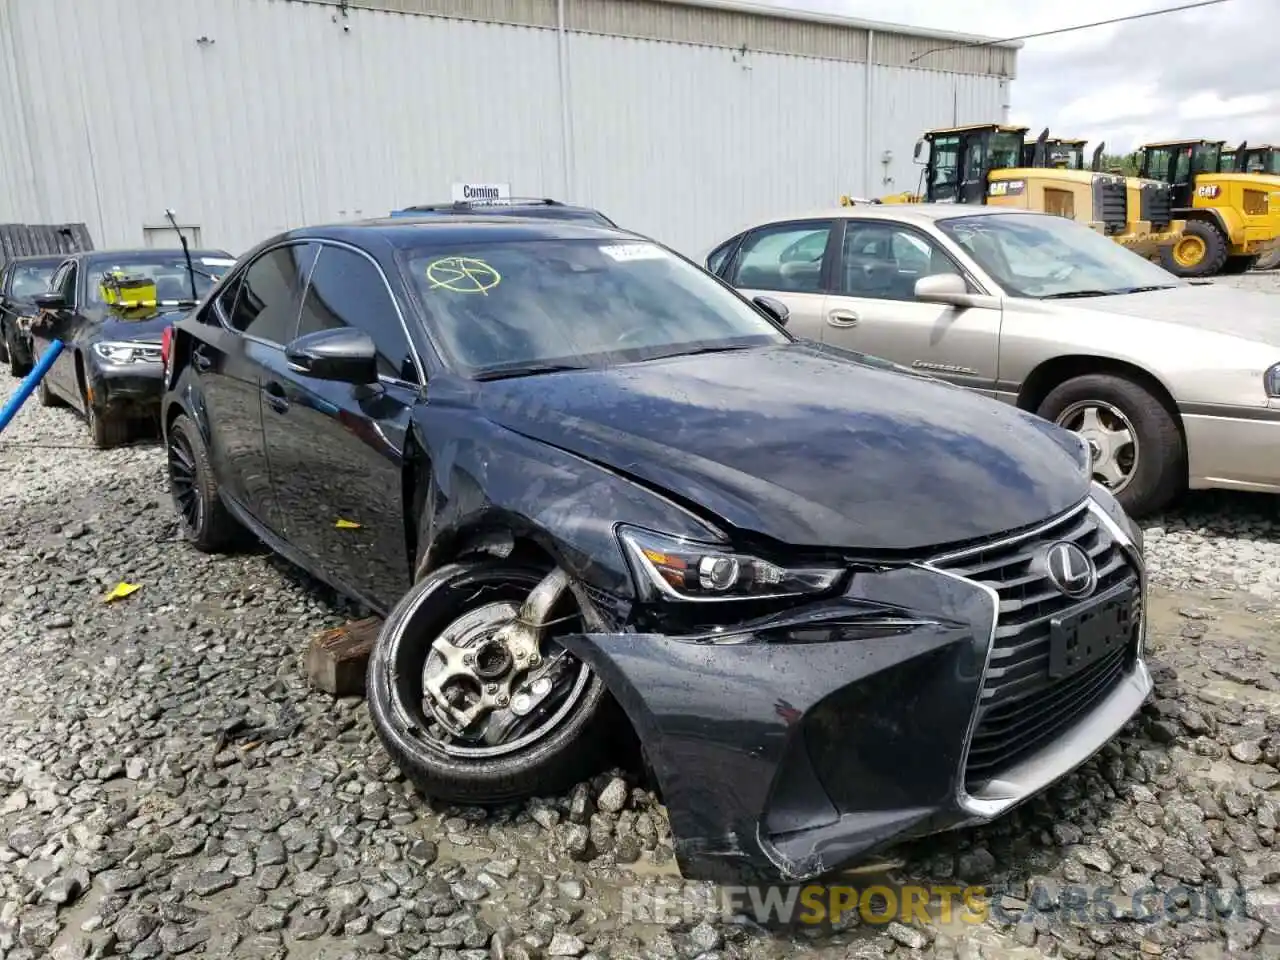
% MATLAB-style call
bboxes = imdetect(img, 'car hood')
[467,342,1090,554]
[1064,283,1280,348]
[96,309,190,343]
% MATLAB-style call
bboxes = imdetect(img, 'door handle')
[262,381,289,414]
[827,311,860,328]
[191,348,213,372]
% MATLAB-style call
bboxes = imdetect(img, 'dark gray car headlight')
[1089,482,1142,556]
[1266,362,1280,399]
[617,526,843,602]
[93,341,163,364]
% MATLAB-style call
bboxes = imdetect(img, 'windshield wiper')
[636,344,758,363]
[1038,290,1115,300]
[1114,285,1177,294]
[472,362,592,381]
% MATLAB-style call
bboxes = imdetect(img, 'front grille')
[929,503,1140,794]
[1244,189,1269,217]
[1140,183,1173,228]
[1095,177,1128,234]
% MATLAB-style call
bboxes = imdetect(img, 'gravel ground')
[1,277,1279,960]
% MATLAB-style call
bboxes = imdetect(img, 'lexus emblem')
[1043,541,1097,599]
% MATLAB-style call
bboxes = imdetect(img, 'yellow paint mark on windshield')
[426,257,501,295]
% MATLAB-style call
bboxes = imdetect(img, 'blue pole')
[0,339,64,436]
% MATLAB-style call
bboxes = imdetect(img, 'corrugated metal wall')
[0,0,1010,257]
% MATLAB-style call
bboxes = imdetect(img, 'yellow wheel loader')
[1138,139,1280,277]
[1020,132,1185,261]
[1219,142,1280,176]
[893,124,1183,260]
[1023,136,1086,170]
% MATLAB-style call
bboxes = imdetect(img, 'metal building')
[0,0,1018,257]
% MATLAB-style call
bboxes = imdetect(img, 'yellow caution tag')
[104,582,141,603]
[335,519,361,529]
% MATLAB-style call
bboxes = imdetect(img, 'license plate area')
[1048,585,1135,680]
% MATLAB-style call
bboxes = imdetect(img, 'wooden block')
[305,616,383,697]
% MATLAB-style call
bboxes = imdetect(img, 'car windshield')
[402,238,789,376]
[85,252,235,307]
[937,213,1181,298]
[9,263,58,299]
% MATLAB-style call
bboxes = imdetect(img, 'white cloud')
[1177,91,1273,121]
[755,0,1279,151]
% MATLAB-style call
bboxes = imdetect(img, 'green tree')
[1100,153,1140,176]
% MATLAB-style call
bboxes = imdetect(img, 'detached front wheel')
[368,561,622,804]
[1038,373,1184,518]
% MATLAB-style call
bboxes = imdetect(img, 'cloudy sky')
[757,0,1278,153]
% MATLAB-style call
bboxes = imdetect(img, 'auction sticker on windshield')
[600,243,668,263]
[201,257,237,268]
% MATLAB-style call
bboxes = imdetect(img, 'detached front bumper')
[87,360,166,418]
[562,499,1150,885]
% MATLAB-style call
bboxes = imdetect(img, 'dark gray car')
[29,248,235,447]
[0,254,64,375]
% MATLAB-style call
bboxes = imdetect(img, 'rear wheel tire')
[1160,220,1229,278]
[167,413,248,553]
[1219,255,1258,275]
[1037,373,1184,518]
[368,561,624,805]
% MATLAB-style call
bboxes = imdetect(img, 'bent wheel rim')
[390,591,592,760]
[167,430,203,534]
[1055,400,1139,495]
[1173,235,1206,267]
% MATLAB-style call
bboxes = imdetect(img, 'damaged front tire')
[368,560,623,804]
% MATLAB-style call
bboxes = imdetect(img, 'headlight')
[1266,362,1280,398]
[93,341,163,364]
[617,526,844,602]
[1089,482,1142,555]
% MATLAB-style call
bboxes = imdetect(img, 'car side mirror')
[913,139,924,162]
[33,291,66,310]
[753,295,789,326]
[914,273,973,306]
[285,328,379,384]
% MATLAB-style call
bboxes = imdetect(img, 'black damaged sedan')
[160,216,1151,885]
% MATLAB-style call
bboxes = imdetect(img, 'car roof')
[777,203,1044,226]
[84,248,231,260]
[395,198,602,214]
[4,253,66,267]
[283,216,639,250]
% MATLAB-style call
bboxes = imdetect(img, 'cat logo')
[1196,184,1220,199]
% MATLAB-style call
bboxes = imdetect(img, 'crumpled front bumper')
[558,502,1152,885]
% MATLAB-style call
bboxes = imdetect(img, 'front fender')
[415,409,724,600]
